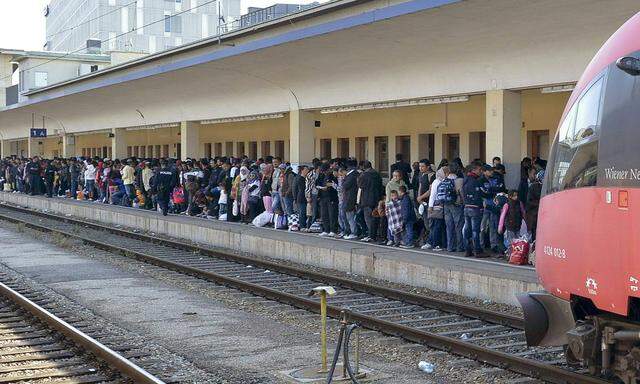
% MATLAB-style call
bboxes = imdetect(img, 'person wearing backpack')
[480,166,506,254]
[439,165,463,252]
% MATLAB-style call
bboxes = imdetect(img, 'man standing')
[358,160,382,242]
[462,161,488,258]
[342,159,359,239]
[27,156,41,196]
[69,158,80,199]
[416,159,435,249]
[153,160,176,216]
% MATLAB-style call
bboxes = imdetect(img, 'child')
[385,191,402,246]
[218,182,228,220]
[498,190,526,255]
[374,197,388,244]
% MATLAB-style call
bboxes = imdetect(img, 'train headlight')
[616,56,640,76]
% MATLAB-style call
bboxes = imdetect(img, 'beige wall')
[199,117,289,158]
[520,89,570,159]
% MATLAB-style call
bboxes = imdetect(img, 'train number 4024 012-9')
[543,246,566,259]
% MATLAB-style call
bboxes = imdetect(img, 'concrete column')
[459,131,470,165]
[289,109,315,165]
[284,139,290,162]
[111,128,127,159]
[486,89,521,188]
[232,141,238,157]
[410,133,419,164]
[256,141,263,159]
[348,136,356,158]
[180,121,200,161]
[0,140,8,158]
[434,132,444,168]
[367,136,376,169]
[330,137,337,158]
[62,135,76,158]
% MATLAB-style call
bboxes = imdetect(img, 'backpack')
[436,178,457,204]
[172,186,186,204]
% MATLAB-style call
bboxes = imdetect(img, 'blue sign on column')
[30,128,47,138]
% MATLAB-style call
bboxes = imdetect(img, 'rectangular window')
[418,134,434,164]
[147,145,153,157]
[337,138,349,158]
[127,146,132,157]
[136,8,144,34]
[261,141,270,157]
[355,137,368,163]
[164,13,171,34]
[374,136,389,178]
[225,141,233,156]
[274,140,284,159]
[237,142,245,157]
[162,144,169,157]
[121,7,129,33]
[155,145,161,157]
[249,141,257,159]
[172,15,182,33]
[214,142,222,157]
[548,76,603,193]
[34,71,48,88]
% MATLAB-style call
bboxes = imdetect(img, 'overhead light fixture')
[72,129,112,136]
[201,113,285,124]
[541,85,575,94]
[125,123,180,131]
[320,96,469,114]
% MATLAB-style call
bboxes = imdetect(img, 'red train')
[518,11,640,384]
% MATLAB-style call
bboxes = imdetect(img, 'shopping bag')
[252,211,274,227]
[509,238,530,265]
[274,213,288,229]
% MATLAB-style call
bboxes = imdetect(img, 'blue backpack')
[436,178,457,205]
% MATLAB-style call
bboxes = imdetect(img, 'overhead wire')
[1,0,218,83]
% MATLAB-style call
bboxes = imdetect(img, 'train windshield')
[544,75,604,195]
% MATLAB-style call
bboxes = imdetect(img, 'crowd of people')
[0,153,547,258]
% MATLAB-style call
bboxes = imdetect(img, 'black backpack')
[436,178,457,204]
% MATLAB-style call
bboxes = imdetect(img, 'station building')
[0,0,637,187]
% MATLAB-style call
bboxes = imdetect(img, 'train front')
[517,11,640,383]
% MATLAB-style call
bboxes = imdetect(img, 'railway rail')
[0,266,163,383]
[0,202,609,384]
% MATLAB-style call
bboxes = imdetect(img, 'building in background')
[44,0,241,54]
[240,3,319,28]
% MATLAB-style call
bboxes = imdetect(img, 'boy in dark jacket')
[398,185,416,248]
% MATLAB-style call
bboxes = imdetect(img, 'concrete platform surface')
[0,192,540,305]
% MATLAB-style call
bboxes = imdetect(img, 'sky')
[0,0,318,51]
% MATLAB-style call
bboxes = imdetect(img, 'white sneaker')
[328,232,337,237]
[337,232,344,238]
[386,240,394,246]
[434,246,443,251]
[344,234,358,240]
[319,232,329,237]
[360,236,371,242]
[421,243,433,250]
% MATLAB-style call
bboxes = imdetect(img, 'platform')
[0,192,540,305]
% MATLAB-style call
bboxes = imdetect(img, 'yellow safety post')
[307,286,336,373]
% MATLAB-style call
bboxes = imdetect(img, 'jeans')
[71,178,78,199]
[345,210,358,236]
[124,184,135,206]
[297,201,308,229]
[404,220,415,246]
[338,202,348,234]
[283,195,294,216]
[481,209,499,249]
[444,204,465,252]
[463,206,483,253]
[85,180,96,199]
[428,218,445,248]
[271,191,282,214]
[363,206,376,240]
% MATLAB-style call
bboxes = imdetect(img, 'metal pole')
[355,327,360,375]
[320,290,328,373]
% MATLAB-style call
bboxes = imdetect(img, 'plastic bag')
[509,238,530,265]
[252,211,274,227]
[274,213,288,229]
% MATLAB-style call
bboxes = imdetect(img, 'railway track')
[0,202,610,384]
[0,267,163,383]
